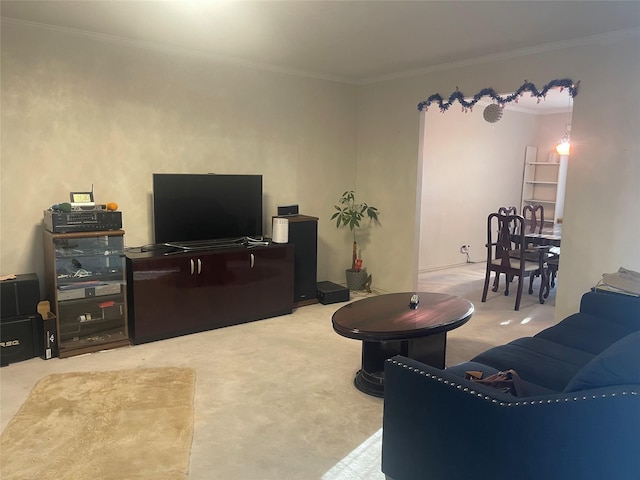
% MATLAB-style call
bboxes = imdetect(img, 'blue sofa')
[381,290,640,480]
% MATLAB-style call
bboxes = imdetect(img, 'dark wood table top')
[332,292,474,342]
[524,232,561,247]
[512,227,562,247]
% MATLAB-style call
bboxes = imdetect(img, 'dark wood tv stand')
[125,242,294,344]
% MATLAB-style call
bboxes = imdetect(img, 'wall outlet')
[460,245,470,254]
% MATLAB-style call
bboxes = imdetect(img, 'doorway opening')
[416,86,574,275]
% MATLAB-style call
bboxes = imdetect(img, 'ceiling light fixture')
[555,94,574,156]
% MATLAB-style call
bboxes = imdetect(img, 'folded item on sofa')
[600,267,640,295]
[465,369,527,396]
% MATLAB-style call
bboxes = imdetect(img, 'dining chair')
[496,206,518,243]
[522,204,544,235]
[537,248,560,301]
[498,206,517,216]
[522,203,553,290]
[482,212,548,311]
[547,250,560,288]
[491,207,517,291]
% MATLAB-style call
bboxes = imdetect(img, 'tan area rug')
[1,367,196,480]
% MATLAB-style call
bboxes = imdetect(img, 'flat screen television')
[153,173,263,244]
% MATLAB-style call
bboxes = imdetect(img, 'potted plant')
[331,191,381,290]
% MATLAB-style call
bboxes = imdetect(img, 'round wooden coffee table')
[332,292,474,397]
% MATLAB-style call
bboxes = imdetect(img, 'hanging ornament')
[483,104,503,123]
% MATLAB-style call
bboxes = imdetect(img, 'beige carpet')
[0,367,196,480]
[321,428,384,480]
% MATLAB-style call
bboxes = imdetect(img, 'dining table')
[510,224,561,249]
[523,226,561,248]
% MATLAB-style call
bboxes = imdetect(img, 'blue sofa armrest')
[580,291,640,327]
[381,356,640,480]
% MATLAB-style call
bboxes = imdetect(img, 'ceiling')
[1,0,638,112]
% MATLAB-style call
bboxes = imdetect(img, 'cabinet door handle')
[190,259,195,275]
[250,253,255,268]
[197,258,202,275]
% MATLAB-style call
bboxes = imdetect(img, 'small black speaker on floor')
[317,281,350,304]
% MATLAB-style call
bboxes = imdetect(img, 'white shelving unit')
[521,146,568,225]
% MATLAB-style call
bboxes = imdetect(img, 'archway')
[416,79,577,274]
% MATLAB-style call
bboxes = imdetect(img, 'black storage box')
[317,281,350,305]
[37,310,58,360]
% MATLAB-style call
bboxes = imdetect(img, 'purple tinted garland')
[417,79,579,112]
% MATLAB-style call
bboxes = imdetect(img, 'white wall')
[418,109,570,271]
[533,113,569,163]
[2,21,638,321]
[357,30,640,319]
[418,106,537,271]
[0,20,358,287]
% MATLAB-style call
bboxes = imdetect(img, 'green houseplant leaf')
[331,191,381,270]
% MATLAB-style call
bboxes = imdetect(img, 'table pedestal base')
[354,333,447,397]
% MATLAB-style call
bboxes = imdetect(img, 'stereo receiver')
[44,209,122,233]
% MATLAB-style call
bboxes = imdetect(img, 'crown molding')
[3,17,638,86]
[361,27,640,85]
[0,17,359,85]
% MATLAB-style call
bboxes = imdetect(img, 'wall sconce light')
[556,133,571,155]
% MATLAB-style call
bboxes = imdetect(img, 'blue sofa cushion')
[534,312,638,354]
[470,339,590,392]
[564,331,640,393]
[508,337,595,366]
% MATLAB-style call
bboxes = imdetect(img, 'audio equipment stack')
[44,202,122,233]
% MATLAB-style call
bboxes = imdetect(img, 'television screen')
[153,174,263,244]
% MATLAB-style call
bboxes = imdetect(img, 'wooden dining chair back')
[522,204,544,234]
[482,212,547,311]
[498,206,517,216]
[520,204,549,289]
[498,206,518,235]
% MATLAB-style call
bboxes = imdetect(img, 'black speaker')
[281,215,318,306]
[277,204,299,216]
[0,314,41,366]
[1,273,40,321]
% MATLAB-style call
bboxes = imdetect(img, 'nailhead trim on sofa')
[388,358,638,407]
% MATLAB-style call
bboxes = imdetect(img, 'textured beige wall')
[1,21,358,287]
[357,30,640,318]
[3,20,638,320]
